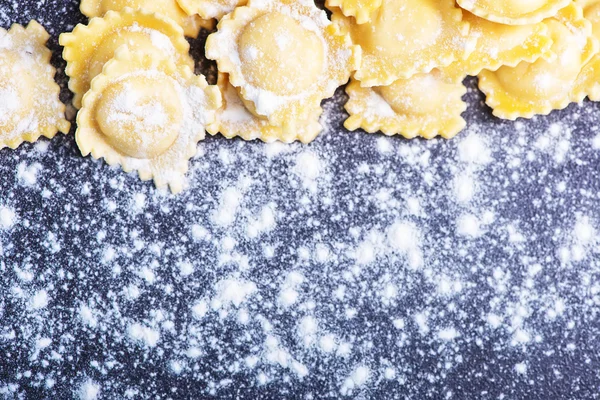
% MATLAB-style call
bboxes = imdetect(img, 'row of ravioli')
[338,0,600,139]
[1,0,599,193]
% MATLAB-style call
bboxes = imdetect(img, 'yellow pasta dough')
[0,21,70,150]
[207,74,322,144]
[176,0,247,20]
[478,4,598,120]
[344,72,467,139]
[60,7,194,109]
[325,0,382,25]
[205,0,360,132]
[443,11,553,80]
[457,0,571,25]
[76,48,221,193]
[332,0,475,87]
[574,0,600,100]
[79,0,214,38]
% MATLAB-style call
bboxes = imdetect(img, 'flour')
[297,315,318,341]
[457,213,481,237]
[365,90,396,119]
[211,278,257,310]
[30,289,49,310]
[319,334,337,353]
[178,260,194,276]
[278,271,304,307]
[341,365,370,396]
[438,327,460,341]
[294,150,322,182]
[128,322,160,347]
[79,305,98,328]
[515,362,527,375]
[16,162,41,186]
[0,206,16,229]
[78,379,100,400]
[458,132,492,164]
[558,214,598,263]
[246,202,276,238]
[534,123,571,163]
[213,186,244,226]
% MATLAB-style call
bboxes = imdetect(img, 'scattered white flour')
[131,193,146,213]
[78,379,100,400]
[0,206,15,229]
[247,203,276,238]
[128,323,160,348]
[297,315,319,346]
[387,221,423,268]
[319,334,337,353]
[558,215,598,263]
[30,289,49,310]
[294,151,322,183]
[592,133,600,150]
[178,260,194,276]
[17,162,42,187]
[534,123,571,164]
[278,271,304,308]
[341,365,370,396]
[515,362,527,375]
[458,133,492,165]
[438,327,460,341]
[211,278,257,310]
[366,91,396,118]
[457,213,481,238]
[213,184,248,227]
[79,305,98,328]
[453,173,475,204]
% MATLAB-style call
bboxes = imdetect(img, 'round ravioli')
[0,21,70,150]
[60,7,193,109]
[205,0,360,131]
[176,0,247,20]
[478,4,598,120]
[76,48,221,193]
[325,0,382,25]
[208,74,322,144]
[332,0,475,87]
[457,0,571,25]
[79,0,213,37]
[443,11,553,80]
[344,72,467,139]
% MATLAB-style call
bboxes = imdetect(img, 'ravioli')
[79,0,213,37]
[208,74,323,144]
[206,0,359,133]
[457,0,571,25]
[176,0,247,20]
[325,0,382,25]
[478,4,598,120]
[60,8,193,109]
[332,0,476,87]
[76,47,221,193]
[344,71,467,139]
[0,21,70,150]
[574,0,600,100]
[443,11,553,80]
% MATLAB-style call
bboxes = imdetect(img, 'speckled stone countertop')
[1,1,600,399]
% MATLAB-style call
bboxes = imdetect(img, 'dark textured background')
[1,1,600,399]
